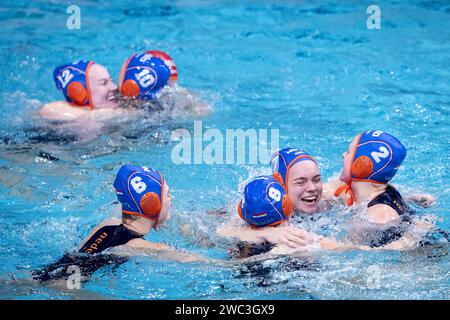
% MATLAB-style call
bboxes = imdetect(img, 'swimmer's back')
[78,221,143,255]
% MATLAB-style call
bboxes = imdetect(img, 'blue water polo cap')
[113,165,165,228]
[118,52,170,100]
[238,176,293,227]
[350,130,406,184]
[53,60,95,107]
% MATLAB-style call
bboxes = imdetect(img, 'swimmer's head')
[271,148,322,214]
[340,130,407,185]
[114,164,171,230]
[53,61,118,109]
[118,52,171,100]
[238,176,293,228]
[146,50,178,86]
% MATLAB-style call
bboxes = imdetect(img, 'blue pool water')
[0,0,449,299]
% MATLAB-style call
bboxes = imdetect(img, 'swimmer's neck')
[352,181,387,204]
[123,218,154,236]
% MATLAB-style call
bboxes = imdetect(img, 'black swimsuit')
[365,185,413,248]
[231,241,275,259]
[231,244,320,288]
[33,224,143,283]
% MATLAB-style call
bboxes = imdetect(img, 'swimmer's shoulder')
[39,101,89,121]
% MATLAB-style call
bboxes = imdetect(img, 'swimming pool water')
[0,0,449,299]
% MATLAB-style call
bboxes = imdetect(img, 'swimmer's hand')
[268,236,355,255]
[258,226,319,248]
[407,193,436,208]
[217,219,316,247]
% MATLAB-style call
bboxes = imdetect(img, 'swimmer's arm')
[406,193,436,208]
[316,237,366,251]
[216,218,266,243]
[125,238,212,263]
[267,235,362,253]
[217,219,314,248]
[309,236,411,252]
[39,101,88,121]
[374,235,416,250]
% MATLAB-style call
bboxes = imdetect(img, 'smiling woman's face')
[88,64,118,109]
[287,160,323,214]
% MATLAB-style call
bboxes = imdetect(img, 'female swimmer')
[118,51,211,116]
[33,164,209,283]
[39,61,120,121]
[226,175,293,258]
[325,130,436,249]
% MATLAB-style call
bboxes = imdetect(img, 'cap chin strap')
[334,182,355,206]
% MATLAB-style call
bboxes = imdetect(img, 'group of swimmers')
[39,50,178,121]
[220,131,436,256]
[34,50,210,145]
[33,136,439,283]
[31,51,442,284]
